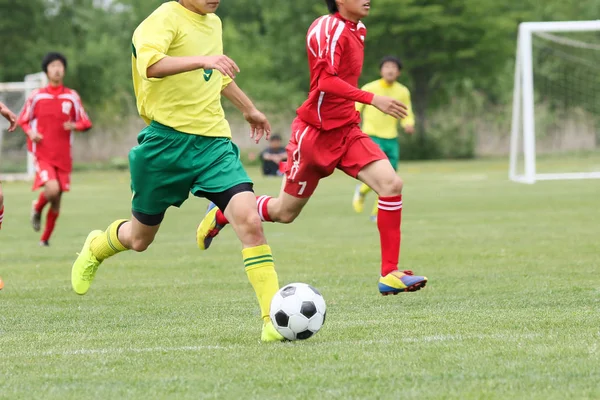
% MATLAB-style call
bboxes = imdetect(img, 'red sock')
[214,195,273,225]
[256,195,273,222]
[35,192,48,214]
[0,205,4,229]
[41,209,59,242]
[377,195,403,276]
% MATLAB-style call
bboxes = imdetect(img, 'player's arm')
[399,89,415,134]
[0,102,17,132]
[64,91,93,132]
[17,94,42,142]
[221,80,271,143]
[314,36,407,119]
[132,13,239,80]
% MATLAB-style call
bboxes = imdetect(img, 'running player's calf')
[357,159,427,294]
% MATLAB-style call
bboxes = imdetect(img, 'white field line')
[8,332,541,358]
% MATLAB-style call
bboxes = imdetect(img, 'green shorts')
[370,136,399,169]
[129,121,252,215]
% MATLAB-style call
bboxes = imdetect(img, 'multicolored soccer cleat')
[378,270,428,295]
[261,320,285,342]
[352,184,365,213]
[196,202,225,250]
[31,200,41,232]
[71,230,103,295]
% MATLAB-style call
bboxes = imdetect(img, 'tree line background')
[0,0,598,162]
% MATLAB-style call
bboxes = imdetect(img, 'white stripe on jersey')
[58,93,82,121]
[329,22,346,66]
[27,93,53,120]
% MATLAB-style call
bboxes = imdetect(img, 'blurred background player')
[353,56,415,222]
[17,52,92,246]
[0,101,18,229]
[198,0,428,296]
[260,134,287,176]
[70,0,284,342]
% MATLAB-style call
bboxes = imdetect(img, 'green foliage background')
[0,0,597,158]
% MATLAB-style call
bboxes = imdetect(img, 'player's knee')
[129,237,152,252]
[379,176,403,197]
[238,212,265,245]
[0,191,4,208]
[45,187,61,202]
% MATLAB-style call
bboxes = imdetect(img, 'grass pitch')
[1,156,599,399]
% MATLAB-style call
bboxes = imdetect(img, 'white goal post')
[0,72,48,181]
[510,20,600,184]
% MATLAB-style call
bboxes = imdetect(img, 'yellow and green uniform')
[356,79,415,168]
[130,1,249,215]
[73,4,282,339]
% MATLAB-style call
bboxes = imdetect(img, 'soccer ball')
[270,283,326,341]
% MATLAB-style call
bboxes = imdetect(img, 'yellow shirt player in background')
[70,0,284,342]
[353,56,415,221]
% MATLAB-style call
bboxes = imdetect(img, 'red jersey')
[18,85,92,172]
[296,13,375,131]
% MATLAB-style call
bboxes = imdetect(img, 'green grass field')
[1,157,599,399]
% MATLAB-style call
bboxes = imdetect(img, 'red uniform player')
[0,101,18,230]
[199,0,427,295]
[18,53,92,245]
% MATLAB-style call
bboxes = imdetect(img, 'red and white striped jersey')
[296,13,374,131]
[18,85,92,172]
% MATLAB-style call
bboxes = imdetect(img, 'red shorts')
[282,117,386,198]
[33,159,71,192]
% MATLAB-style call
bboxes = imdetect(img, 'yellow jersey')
[356,79,415,139]
[132,2,233,137]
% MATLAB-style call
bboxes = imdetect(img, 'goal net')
[0,72,47,181]
[510,21,600,183]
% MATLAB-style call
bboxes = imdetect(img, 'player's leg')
[340,129,427,295]
[370,138,400,222]
[71,123,190,295]
[205,188,283,341]
[0,182,4,229]
[71,213,162,295]
[38,178,61,246]
[197,120,325,249]
[30,161,52,232]
[190,136,285,341]
[353,136,391,215]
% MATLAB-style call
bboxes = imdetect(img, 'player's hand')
[372,95,408,119]
[404,125,415,135]
[27,131,43,143]
[199,55,240,79]
[64,121,77,131]
[0,106,17,132]
[244,108,271,144]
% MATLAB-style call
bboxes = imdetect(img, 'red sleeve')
[71,91,92,131]
[317,74,374,104]
[310,19,374,104]
[17,92,35,134]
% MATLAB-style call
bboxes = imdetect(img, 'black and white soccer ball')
[270,283,326,341]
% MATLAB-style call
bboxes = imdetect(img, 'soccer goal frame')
[509,20,600,184]
[0,72,47,181]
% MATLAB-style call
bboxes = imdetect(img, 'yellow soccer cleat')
[352,184,365,213]
[71,230,104,295]
[378,270,428,296]
[197,202,225,250]
[261,320,286,342]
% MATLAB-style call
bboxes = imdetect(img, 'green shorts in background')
[129,121,252,215]
[370,136,399,169]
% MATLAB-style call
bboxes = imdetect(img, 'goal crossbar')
[509,20,600,184]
